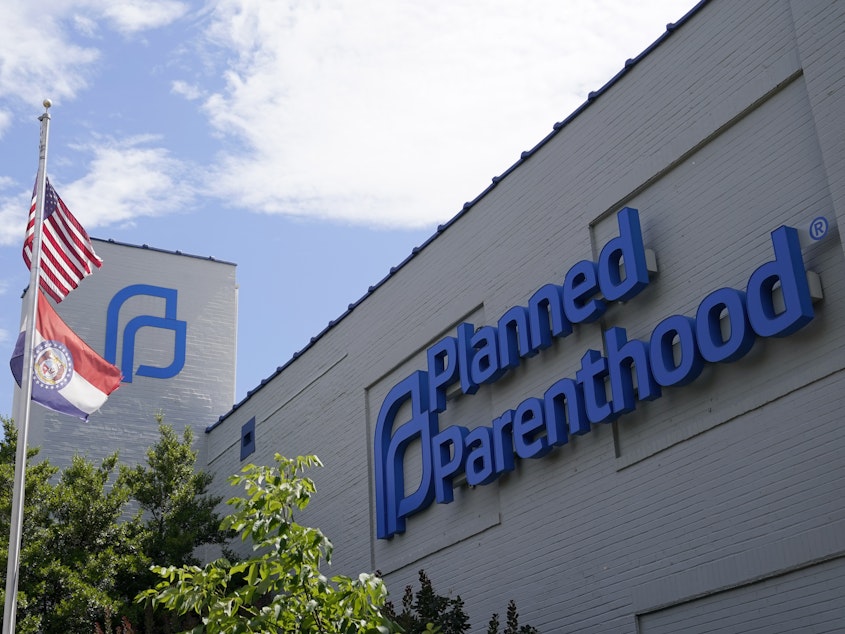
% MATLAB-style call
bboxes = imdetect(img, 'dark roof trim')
[92,237,236,267]
[207,0,709,432]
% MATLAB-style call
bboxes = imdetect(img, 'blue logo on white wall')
[104,284,187,383]
[374,208,821,540]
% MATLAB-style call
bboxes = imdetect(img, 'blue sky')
[0,0,695,417]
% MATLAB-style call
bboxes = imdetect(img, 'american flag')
[22,177,103,303]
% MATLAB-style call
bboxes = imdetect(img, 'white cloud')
[0,0,696,235]
[0,0,190,113]
[200,0,692,228]
[0,175,29,246]
[0,4,99,106]
[171,80,203,101]
[61,135,196,228]
[0,136,196,246]
[98,0,189,34]
[0,110,10,139]
[72,14,100,38]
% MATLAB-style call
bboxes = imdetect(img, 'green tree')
[139,454,394,633]
[0,417,57,634]
[119,420,231,632]
[123,421,228,567]
[34,452,142,634]
[0,419,142,634]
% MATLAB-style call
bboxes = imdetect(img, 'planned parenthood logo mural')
[104,284,187,383]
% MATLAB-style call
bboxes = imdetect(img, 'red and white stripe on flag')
[22,177,103,303]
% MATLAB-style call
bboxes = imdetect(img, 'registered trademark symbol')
[809,216,829,241]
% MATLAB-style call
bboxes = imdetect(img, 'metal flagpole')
[3,99,52,634]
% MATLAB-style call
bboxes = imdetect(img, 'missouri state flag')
[10,292,122,421]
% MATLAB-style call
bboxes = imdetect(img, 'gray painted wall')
[207,1,845,631]
[19,240,237,471]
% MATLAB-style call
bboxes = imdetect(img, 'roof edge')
[92,237,237,267]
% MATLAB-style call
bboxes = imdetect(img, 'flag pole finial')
[39,99,52,124]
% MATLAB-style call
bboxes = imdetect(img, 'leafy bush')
[384,569,469,634]
[487,600,538,634]
[138,454,394,633]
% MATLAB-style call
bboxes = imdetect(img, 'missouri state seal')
[33,340,73,390]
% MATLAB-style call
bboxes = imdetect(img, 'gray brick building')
[18,240,238,471]
[18,0,843,631]
[204,1,845,631]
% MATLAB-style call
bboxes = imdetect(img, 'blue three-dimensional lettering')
[374,209,818,539]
